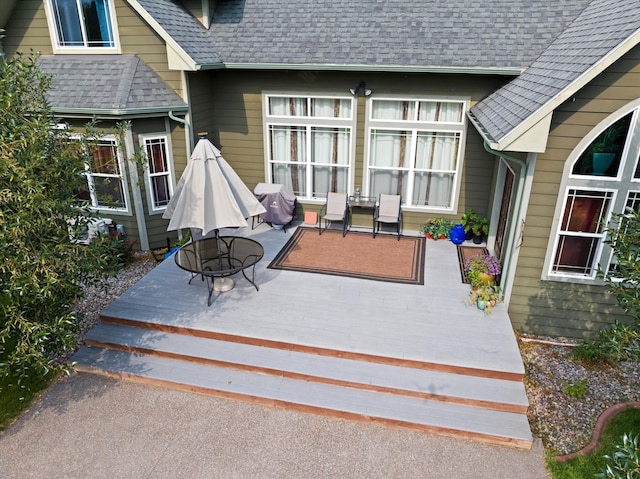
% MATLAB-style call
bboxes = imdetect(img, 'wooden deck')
[72,223,533,449]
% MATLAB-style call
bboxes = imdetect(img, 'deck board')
[102,224,523,375]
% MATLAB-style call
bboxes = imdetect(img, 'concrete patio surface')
[0,373,550,479]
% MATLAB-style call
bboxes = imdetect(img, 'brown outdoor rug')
[457,245,489,283]
[269,227,425,284]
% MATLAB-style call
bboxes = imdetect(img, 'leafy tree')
[0,52,124,382]
[604,208,640,324]
[574,208,640,364]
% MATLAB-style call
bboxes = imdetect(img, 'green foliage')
[460,208,479,234]
[471,215,489,237]
[547,408,640,479]
[575,208,640,366]
[421,217,454,239]
[573,340,611,367]
[0,53,127,384]
[573,321,640,366]
[603,209,640,325]
[562,378,588,399]
[468,285,503,314]
[597,433,640,479]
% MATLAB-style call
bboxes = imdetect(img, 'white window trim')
[78,134,130,214]
[140,133,175,215]
[543,100,640,284]
[363,95,469,213]
[262,92,357,202]
[44,0,121,54]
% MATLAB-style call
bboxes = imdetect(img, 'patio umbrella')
[163,135,266,237]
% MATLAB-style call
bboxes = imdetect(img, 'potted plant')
[471,215,489,244]
[587,123,624,175]
[460,208,479,240]
[468,285,503,313]
[465,253,501,286]
[421,218,454,240]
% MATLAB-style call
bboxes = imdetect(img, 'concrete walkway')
[0,373,550,479]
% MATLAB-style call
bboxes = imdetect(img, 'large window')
[264,95,355,199]
[79,138,128,211]
[366,98,467,211]
[48,0,116,48]
[142,135,173,212]
[547,105,640,281]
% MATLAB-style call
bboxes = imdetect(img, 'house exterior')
[3,0,640,338]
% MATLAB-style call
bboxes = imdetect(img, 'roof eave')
[125,0,198,71]
[51,106,189,118]
[197,62,524,75]
[494,29,640,152]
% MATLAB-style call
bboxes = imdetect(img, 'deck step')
[73,322,532,449]
[72,346,532,449]
[83,323,529,414]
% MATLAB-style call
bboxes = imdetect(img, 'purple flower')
[465,254,502,275]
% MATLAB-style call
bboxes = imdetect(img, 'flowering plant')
[464,253,502,276]
[421,218,454,239]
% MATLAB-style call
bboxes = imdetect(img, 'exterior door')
[495,165,515,261]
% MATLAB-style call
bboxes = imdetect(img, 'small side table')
[348,196,377,234]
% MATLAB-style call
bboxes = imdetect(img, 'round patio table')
[174,236,264,306]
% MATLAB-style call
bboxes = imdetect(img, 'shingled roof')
[37,55,188,115]
[132,0,591,72]
[469,0,640,150]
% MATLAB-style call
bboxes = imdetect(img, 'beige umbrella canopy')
[163,135,266,237]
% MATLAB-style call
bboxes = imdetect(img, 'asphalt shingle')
[470,0,640,144]
[37,55,188,113]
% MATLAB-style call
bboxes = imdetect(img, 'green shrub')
[562,378,588,399]
[597,433,640,479]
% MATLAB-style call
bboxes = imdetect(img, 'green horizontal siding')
[508,44,640,338]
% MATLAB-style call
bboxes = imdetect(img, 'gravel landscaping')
[72,253,640,457]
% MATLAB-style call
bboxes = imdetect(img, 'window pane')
[52,0,114,47]
[271,163,306,197]
[371,100,415,121]
[413,172,455,208]
[572,113,632,177]
[369,130,411,168]
[270,126,306,162]
[418,101,463,123]
[151,176,170,207]
[93,176,125,208]
[561,189,612,234]
[312,165,348,197]
[553,235,600,275]
[146,138,168,174]
[415,131,460,171]
[83,0,114,47]
[370,169,408,198]
[92,142,119,175]
[268,97,307,116]
[310,128,350,165]
[53,0,84,46]
[311,98,351,118]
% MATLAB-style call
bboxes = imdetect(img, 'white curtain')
[413,132,459,207]
[311,127,349,196]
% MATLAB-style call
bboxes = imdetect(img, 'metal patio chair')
[373,194,402,240]
[318,192,348,236]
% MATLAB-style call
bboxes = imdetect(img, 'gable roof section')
[131,0,591,73]
[469,0,640,152]
[127,0,221,70]
[37,55,188,116]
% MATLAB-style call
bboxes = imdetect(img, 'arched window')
[546,104,640,282]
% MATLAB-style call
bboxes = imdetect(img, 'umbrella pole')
[213,229,235,292]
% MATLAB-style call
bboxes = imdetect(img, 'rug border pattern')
[268,228,425,285]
